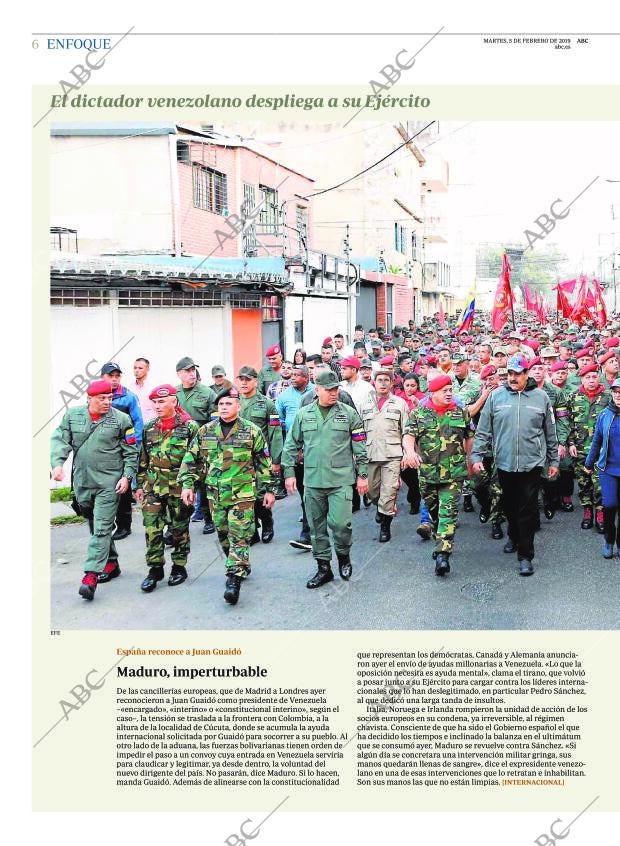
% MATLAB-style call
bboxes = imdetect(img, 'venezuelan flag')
[455,294,475,336]
[351,427,366,442]
[125,427,136,445]
[268,413,281,427]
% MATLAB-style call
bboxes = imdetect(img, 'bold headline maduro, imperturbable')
[117,665,267,679]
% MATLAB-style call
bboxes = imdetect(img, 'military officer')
[179,387,276,606]
[237,365,283,544]
[176,355,218,534]
[282,369,369,589]
[403,374,474,576]
[257,344,284,396]
[50,380,139,600]
[136,385,200,592]
[359,370,409,542]
[451,352,481,513]
[567,363,610,531]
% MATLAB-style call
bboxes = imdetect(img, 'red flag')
[555,285,572,318]
[558,278,577,294]
[592,277,607,328]
[491,253,514,333]
[569,277,590,325]
[438,298,446,328]
[535,292,549,325]
[522,282,537,312]
[585,287,596,310]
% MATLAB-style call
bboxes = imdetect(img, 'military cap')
[579,364,598,377]
[493,346,509,356]
[610,378,620,390]
[340,355,362,369]
[604,337,620,348]
[176,356,197,371]
[315,370,340,388]
[452,352,469,364]
[425,355,438,366]
[428,374,452,392]
[382,340,395,348]
[526,339,540,352]
[238,366,258,378]
[550,361,568,373]
[575,349,593,360]
[371,340,382,349]
[101,361,122,375]
[380,355,395,366]
[598,350,616,366]
[212,365,226,377]
[528,357,542,367]
[148,384,177,400]
[87,379,113,396]
[217,386,240,400]
[480,364,498,379]
[508,331,522,340]
[321,337,333,348]
[265,345,281,356]
[359,358,373,369]
[393,325,403,333]
[540,346,558,358]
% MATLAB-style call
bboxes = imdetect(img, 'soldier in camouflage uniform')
[567,364,610,531]
[403,374,474,576]
[451,353,481,513]
[136,385,200,592]
[179,387,276,605]
[237,365,283,544]
[549,360,576,511]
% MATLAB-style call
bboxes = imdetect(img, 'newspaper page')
[25,5,620,845]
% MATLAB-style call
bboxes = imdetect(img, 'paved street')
[50,488,620,631]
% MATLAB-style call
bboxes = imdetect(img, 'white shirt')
[341,376,376,416]
[130,378,158,423]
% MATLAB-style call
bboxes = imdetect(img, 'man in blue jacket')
[101,361,144,539]
[471,354,559,576]
[584,378,620,558]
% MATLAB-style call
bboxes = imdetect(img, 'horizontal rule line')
[31,32,618,36]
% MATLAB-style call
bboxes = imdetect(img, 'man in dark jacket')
[471,354,559,576]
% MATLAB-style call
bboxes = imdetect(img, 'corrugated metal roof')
[50,122,177,136]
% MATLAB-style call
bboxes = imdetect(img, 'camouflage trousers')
[207,486,255,578]
[573,457,602,508]
[472,456,504,523]
[142,491,193,567]
[419,479,461,556]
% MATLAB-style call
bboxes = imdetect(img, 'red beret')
[480,364,498,379]
[322,337,333,347]
[265,345,281,356]
[579,364,599,377]
[575,349,593,359]
[379,355,395,366]
[149,384,177,400]
[599,350,616,366]
[550,361,568,373]
[529,357,542,367]
[428,374,453,392]
[425,356,438,366]
[86,379,113,397]
[340,355,361,369]
[605,337,620,348]
[526,340,540,352]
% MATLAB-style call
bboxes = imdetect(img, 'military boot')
[462,494,474,512]
[491,522,504,540]
[141,565,164,593]
[336,552,352,580]
[97,560,121,583]
[223,574,242,605]
[581,507,593,530]
[560,496,574,512]
[435,553,451,576]
[375,509,383,524]
[79,571,98,600]
[379,514,393,542]
[168,564,187,587]
[595,507,605,534]
[306,560,334,589]
[261,512,274,544]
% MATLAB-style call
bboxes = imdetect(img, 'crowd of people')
[50,313,620,606]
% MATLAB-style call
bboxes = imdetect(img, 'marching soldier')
[179,387,276,605]
[403,374,474,576]
[136,385,200,592]
[282,369,369,589]
[237,365,283,544]
[176,356,218,534]
[359,369,409,542]
[567,364,610,531]
[50,380,139,600]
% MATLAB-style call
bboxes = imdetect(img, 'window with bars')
[192,164,228,214]
[50,288,110,306]
[261,294,281,320]
[296,205,308,252]
[242,183,258,256]
[117,289,223,307]
[394,223,407,254]
[258,185,279,234]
